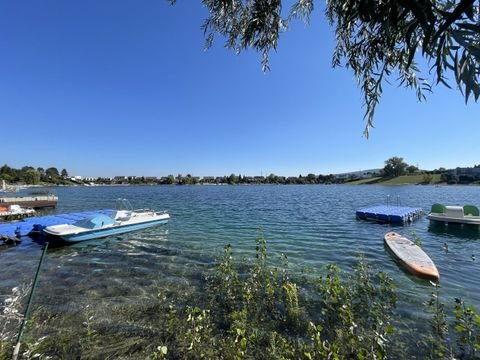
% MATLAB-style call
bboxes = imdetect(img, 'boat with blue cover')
[43,199,170,242]
[0,209,115,242]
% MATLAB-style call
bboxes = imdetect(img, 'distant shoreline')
[5,182,479,189]
[3,174,480,189]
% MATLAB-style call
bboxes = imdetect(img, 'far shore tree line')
[0,165,70,185]
[1,159,480,186]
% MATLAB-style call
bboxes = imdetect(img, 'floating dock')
[0,209,114,242]
[0,195,58,209]
[356,205,423,224]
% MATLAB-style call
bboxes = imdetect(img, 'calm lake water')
[1,184,480,348]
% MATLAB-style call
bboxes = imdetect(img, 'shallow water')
[1,184,480,351]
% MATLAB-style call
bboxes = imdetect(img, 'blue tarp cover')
[0,209,115,238]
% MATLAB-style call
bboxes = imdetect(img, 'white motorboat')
[0,204,35,219]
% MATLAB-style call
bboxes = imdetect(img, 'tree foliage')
[0,164,70,184]
[45,167,60,179]
[407,165,419,174]
[383,156,408,177]
[171,0,480,136]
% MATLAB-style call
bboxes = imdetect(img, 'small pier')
[356,205,423,224]
[0,195,58,209]
[0,209,114,242]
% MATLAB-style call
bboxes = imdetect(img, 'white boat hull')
[427,213,480,225]
[44,212,170,242]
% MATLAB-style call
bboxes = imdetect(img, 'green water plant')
[425,282,450,359]
[202,233,308,358]
[150,233,400,359]
[0,285,29,359]
[420,282,480,359]
[453,297,480,359]
[410,228,423,248]
[312,257,396,359]
[82,305,97,349]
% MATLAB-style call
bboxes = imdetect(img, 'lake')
[1,184,479,353]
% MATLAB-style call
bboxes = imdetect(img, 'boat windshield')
[73,214,116,230]
[116,198,134,211]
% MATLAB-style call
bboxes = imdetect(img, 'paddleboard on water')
[384,232,440,281]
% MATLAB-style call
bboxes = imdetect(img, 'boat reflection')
[428,222,480,240]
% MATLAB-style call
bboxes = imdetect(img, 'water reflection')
[428,222,480,240]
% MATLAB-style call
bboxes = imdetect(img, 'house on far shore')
[448,167,480,177]
[334,169,381,181]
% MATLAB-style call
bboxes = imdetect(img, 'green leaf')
[406,41,419,69]
[452,31,472,49]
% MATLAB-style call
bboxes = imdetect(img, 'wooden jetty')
[0,195,58,209]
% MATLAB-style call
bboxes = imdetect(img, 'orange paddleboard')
[384,232,440,280]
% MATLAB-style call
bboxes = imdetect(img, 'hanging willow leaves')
[170,0,479,136]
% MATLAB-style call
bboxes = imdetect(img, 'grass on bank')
[347,174,442,185]
[380,174,442,185]
[345,176,383,184]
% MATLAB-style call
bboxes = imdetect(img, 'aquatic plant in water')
[4,233,480,359]
[453,297,480,359]
[0,284,31,359]
[150,234,399,359]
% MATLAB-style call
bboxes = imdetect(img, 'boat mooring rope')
[12,241,49,360]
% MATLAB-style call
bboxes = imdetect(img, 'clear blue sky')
[0,1,478,177]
